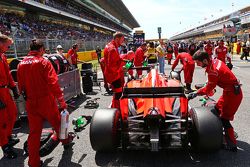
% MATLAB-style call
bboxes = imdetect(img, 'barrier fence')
[8,38,109,58]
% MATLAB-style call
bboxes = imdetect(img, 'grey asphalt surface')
[0,55,250,167]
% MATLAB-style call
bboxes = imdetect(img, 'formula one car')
[90,67,223,152]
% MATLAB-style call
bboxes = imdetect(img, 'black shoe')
[222,144,237,152]
[13,119,21,130]
[40,160,44,167]
[8,134,20,147]
[2,145,17,159]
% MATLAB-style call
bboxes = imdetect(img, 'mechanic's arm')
[43,60,67,109]
[3,56,16,88]
[171,55,180,71]
[3,56,19,98]
[197,73,218,96]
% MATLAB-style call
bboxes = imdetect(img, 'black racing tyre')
[9,59,21,71]
[9,59,21,82]
[82,63,93,70]
[90,108,121,151]
[189,107,223,151]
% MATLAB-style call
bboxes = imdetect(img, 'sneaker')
[8,134,20,147]
[2,145,17,159]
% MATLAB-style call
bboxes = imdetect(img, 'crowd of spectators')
[0,11,113,41]
[33,0,128,32]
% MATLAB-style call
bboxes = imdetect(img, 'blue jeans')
[158,56,165,74]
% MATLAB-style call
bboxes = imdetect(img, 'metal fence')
[8,38,109,58]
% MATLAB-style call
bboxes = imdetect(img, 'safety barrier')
[11,68,82,116]
[58,68,82,101]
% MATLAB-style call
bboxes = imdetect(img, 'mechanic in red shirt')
[236,40,241,55]
[172,47,195,93]
[173,42,179,58]
[166,43,174,65]
[67,43,85,68]
[204,40,213,58]
[103,32,125,109]
[0,35,20,159]
[17,40,69,167]
[214,40,231,64]
[134,42,147,77]
[189,51,243,152]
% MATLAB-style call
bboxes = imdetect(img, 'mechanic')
[0,34,20,159]
[173,42,179,59]
[214,39,231,64]
[236,39,241,55]
[204,40,213,58]
[188,42,197,56]
[134,42,147,77]
[171,47,195,93]
[103,32,125,109]
[189,51,243,152]
[66,43,85,68]
[166,42,174,65]
[17,39,70,167]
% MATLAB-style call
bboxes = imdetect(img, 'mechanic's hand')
[58,97,67,110]
[11,86,20,99]
[188,92,197,100]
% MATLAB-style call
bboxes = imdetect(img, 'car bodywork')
[90,67,222,152]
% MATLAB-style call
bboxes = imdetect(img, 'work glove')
[58,96,67,110]
[124,60,133,70]
[0,100,6,109]
[188,92,197,100]
[11,86,20,99]
[142,59,148,67]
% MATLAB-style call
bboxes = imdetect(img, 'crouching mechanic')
[17,40,70,167]
[171,47,195,93]
[0,34,20,159]
[189,51,243,152]
[103,32,125,109]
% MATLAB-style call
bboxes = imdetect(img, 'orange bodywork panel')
[121,69,187,120]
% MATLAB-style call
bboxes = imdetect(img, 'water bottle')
[59,109,69,140]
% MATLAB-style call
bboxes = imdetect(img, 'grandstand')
[0,0,139,57]
[170,6,250,42]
